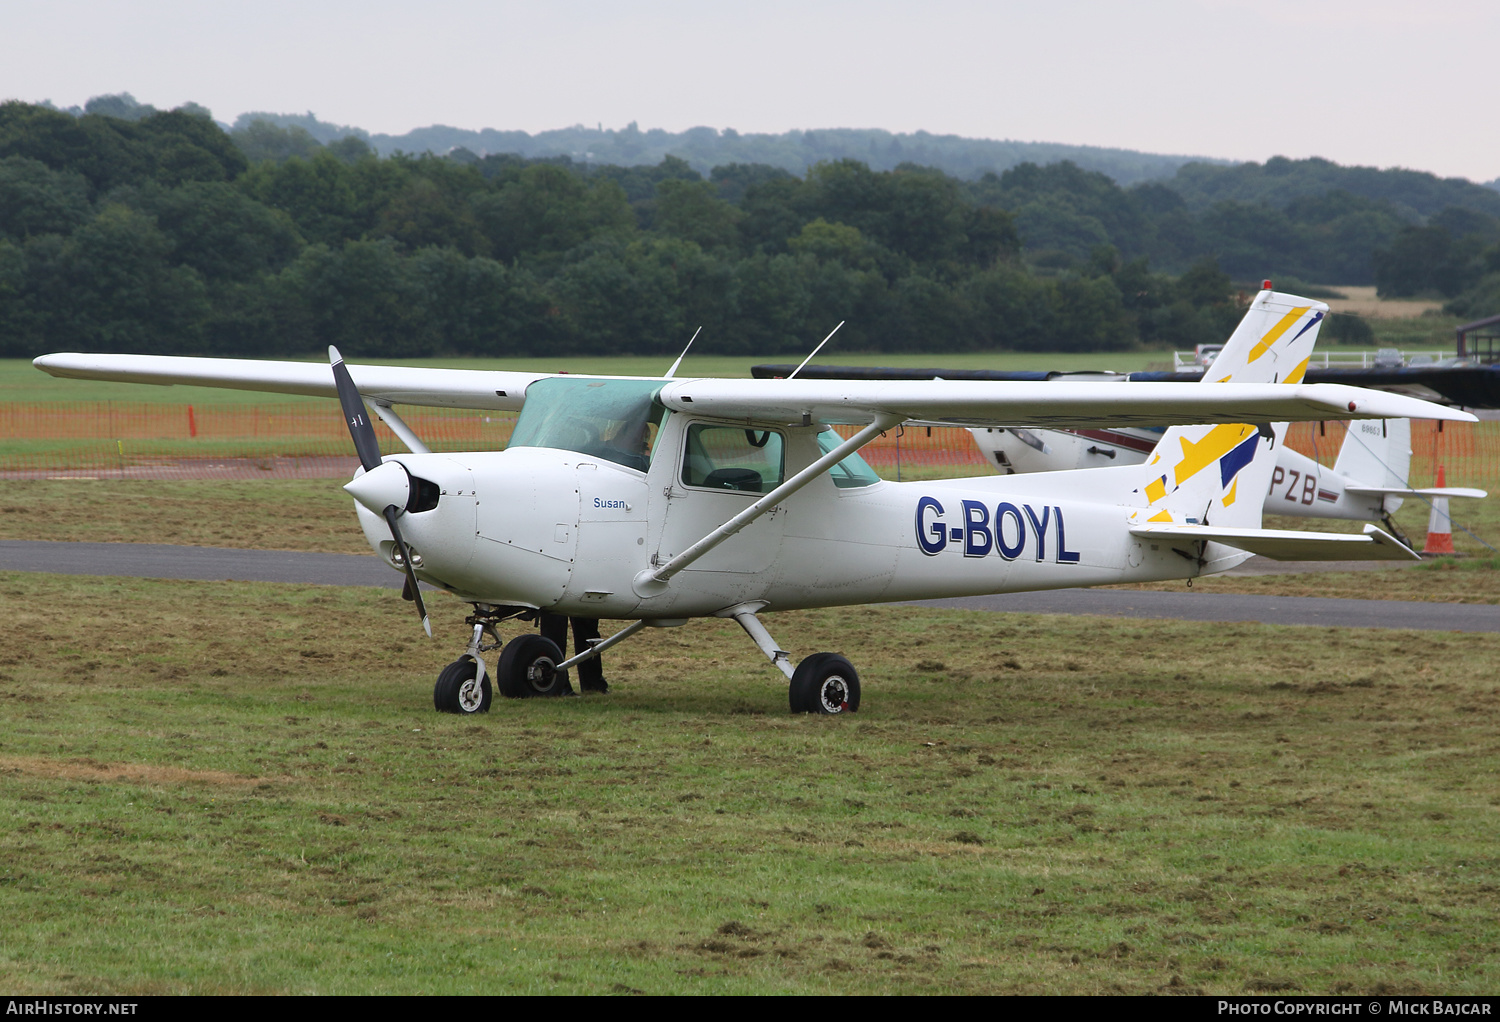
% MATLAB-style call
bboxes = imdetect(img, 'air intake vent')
[406,475,441,513]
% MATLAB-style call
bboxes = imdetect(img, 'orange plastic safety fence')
[3,401,1496,489]
[828,423,990,469]
[1284,420,1500,488]
[0,401,517,479]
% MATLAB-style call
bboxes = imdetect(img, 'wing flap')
[1129,523,1420,561]
[33,353,549,411]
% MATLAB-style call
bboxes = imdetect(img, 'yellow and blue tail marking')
[1136,288,1329,529]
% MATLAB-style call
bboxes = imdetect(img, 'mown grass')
[1367,315,1466,351]
[0,480,368,554]
[2,573,1497,994]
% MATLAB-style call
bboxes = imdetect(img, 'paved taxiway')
[3,539,1495,633]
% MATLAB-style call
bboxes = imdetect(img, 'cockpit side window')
[508,378,664,472]
[818,428,882,488]
[681,425,785,493]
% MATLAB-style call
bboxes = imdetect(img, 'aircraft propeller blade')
[330,346,384,473]
[384,505,432,638]
[330,346,432,637]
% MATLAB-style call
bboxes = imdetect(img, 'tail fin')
[1135,288,1329,530]
[1332,418,1412,513]
[1335,417,1487,505]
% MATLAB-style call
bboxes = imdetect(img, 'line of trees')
[4,98,1499,361]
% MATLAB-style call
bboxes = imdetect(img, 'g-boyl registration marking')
[915,496,1080,563]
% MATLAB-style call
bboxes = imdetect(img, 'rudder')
[1332,418,1412,514]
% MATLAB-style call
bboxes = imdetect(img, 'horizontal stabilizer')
[1129,523,1420,561]
[1345,485,1488,500]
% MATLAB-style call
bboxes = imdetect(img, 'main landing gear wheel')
[434,657,491,714]
[789,653,860,715]
[497,635,574,699]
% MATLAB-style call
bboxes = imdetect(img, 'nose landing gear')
[432,606,517,714]
[434,657,491,714]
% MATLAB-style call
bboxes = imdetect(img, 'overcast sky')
[5,0,1495,182]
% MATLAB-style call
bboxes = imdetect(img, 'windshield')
[819,429,882,488]
[509,378,664,471]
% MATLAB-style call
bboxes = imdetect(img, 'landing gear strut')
[722,603,861,715]
[1382,511,1414,550]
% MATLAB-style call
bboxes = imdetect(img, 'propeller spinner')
[330,346,432,637]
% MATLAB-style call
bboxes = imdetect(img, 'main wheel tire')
[789,653,860,715]
[497,634,573,699]
[434,657,492,714]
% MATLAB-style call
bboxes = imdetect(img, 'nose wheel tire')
[434,657,492,714]
[497,635,574,699]
[789,653,860,715]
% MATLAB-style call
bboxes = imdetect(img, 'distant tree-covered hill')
[231,111,1220,187]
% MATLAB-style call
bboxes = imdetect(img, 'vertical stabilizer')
[1332,418,1412,515]
[1134,288,1329,533]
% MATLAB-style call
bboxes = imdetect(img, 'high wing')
[33,352,1477,427]
[33,353,554,412]
[654,378,1477,428]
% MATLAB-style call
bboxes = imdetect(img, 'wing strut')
[554,619,649,672]
[366,399,431,455]
[632,413,902,597]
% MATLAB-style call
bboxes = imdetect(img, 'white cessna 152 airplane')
[34,286,1476,716]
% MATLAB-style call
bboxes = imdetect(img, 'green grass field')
[1367,316,1466,351]
[2,573,1497,995]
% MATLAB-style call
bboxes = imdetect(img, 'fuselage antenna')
[664,326,703,379]
[786,321,845,380]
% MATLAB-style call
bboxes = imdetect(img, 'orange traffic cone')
[1422,465,1455,555]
